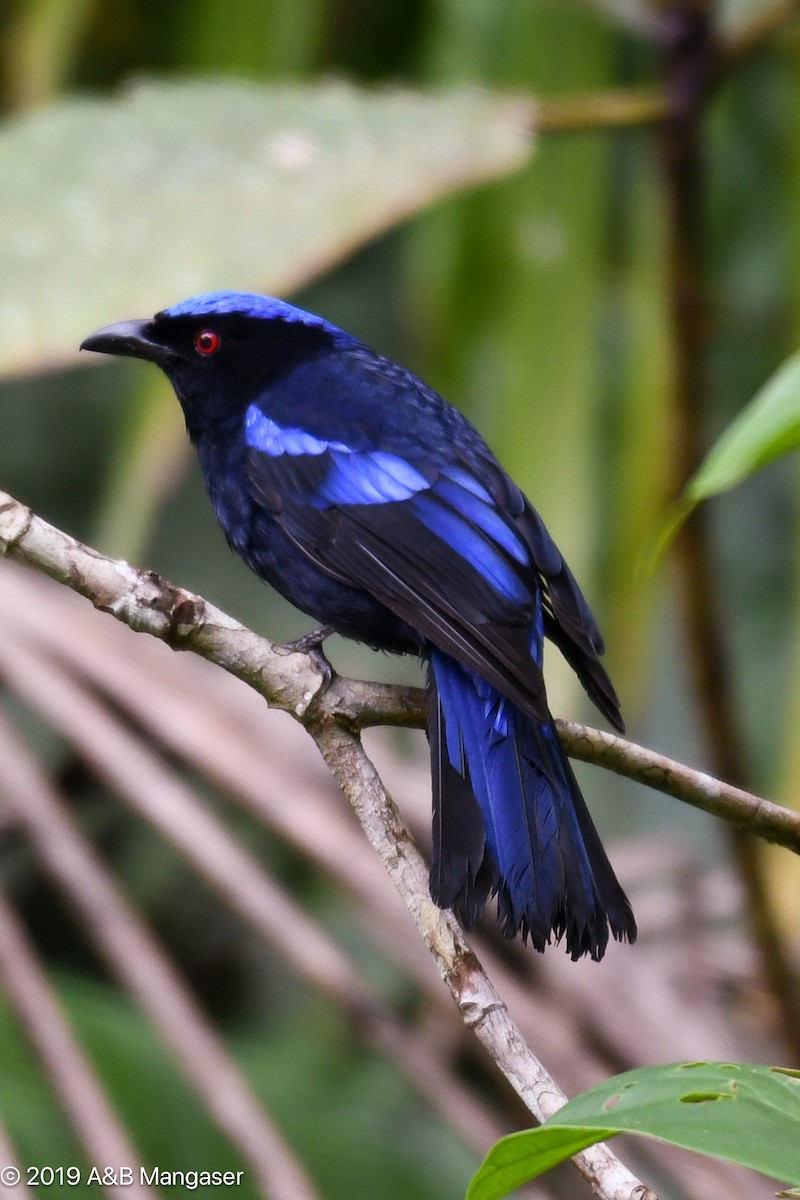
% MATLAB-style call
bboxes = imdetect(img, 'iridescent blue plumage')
[244,405,431,504]
[81,290,636,959]
[167,290,336,330]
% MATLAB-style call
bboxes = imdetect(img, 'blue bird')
[81,291,636,960]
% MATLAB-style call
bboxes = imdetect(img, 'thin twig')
[557,721,800,852]
[535,88,667,133]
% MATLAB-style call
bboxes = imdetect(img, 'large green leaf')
[467,1061,800,1199]
[0,77,534,378]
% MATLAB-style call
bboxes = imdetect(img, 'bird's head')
[81,291,342,436]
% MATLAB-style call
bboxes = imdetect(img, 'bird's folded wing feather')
[243,403,622,729]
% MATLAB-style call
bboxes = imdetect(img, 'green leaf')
[467,1062,800,1200]
[0,77,534,378]
[685,349,800,502]
[649,350,800,565]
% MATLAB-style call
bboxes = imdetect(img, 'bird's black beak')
[80,319,172,367]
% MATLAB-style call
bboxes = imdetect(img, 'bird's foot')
[282,624,334,655]
[279,624,335,684]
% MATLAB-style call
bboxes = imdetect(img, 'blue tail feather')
[427,647,636,960]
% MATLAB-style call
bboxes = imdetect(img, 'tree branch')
[2,486,795,1192]
[557,721,800,853]
[1,490,797,853]
[0,491,663,1196]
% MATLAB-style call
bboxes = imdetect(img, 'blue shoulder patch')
[245,405,430,506]
[245,406,336,457]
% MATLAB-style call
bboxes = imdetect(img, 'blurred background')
[0,1,798,1197]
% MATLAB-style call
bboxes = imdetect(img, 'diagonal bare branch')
[307,719,654,1199]
[0,704,322,1200]
[0,885,154,1199]
[0,489,795,856]
[0,1121,32,1198]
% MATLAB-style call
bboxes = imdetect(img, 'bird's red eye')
[194,329,221,356]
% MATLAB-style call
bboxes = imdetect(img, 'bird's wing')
[513,502,623,731]
[243,404,621,728]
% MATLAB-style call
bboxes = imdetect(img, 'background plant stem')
[657,0,800,1061]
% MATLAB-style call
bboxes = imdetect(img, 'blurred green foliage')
[0,978,474,1200]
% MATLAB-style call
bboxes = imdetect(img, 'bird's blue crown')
[164,290,338,333]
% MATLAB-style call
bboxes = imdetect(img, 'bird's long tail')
[426,647,636,960]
